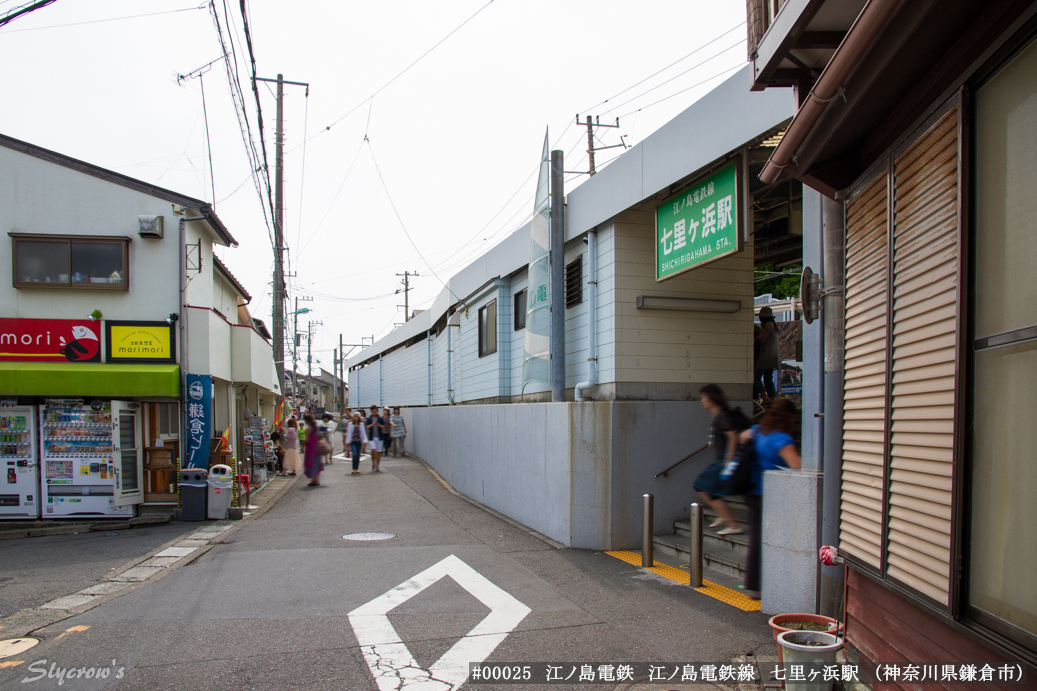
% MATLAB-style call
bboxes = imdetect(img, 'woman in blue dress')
[739,398,801,598]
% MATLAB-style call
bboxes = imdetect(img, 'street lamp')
[288,305,312,414]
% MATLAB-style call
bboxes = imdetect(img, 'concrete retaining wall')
[405,400,731,550]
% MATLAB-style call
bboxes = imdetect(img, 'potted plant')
[776,630,843,691]
[767,613,842,666]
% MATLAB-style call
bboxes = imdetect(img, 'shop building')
[0,134,279,518]
[748,0,1037,680]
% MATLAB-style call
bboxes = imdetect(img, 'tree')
[755,264,802,299]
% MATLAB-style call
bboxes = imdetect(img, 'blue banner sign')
[184,373,213,468]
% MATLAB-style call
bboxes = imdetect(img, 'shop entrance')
[142,402,178,503]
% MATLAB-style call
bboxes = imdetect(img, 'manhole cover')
[343,532,396,541]
[0,637,39,659]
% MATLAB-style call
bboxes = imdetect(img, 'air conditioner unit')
[138,215,164,238]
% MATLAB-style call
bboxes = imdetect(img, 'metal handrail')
[654,443,709,478]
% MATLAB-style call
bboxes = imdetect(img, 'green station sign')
[656,161,742,281]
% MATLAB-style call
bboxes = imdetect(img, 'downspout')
[759,0,901,184]
[379,354,383,407]
[575,230,597,401]
[445,309,458,400]
[178,216,204,471]
[820,196,846,617]
[427,329,432,407]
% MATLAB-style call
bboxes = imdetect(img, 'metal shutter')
[886,107,959,605]
[841,174,889,568]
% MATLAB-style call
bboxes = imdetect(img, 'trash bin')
[179,468,208,521]
[207,464,234,520]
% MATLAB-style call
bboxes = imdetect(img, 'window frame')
[478,300,497,358]
[961,29,1037,655]
[514,289,526,331]
[11,234,130,291]
[565,255,583,308]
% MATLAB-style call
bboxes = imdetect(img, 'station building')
[346,69,809,581]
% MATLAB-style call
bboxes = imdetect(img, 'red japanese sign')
[0,318,102,362]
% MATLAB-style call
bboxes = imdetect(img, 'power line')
[1,3,205,32]
[618,63,743,119]
[288,0,496,154]
[209,0,273,244]
[0,0,57,30]
[295,88,311,257]
[365,137,462,304]
[608,40,744,115]
[580,22,744,113]
[299,138,365,253]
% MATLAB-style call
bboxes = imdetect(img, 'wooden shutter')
[886,107,959,605]
[840,175,889,568]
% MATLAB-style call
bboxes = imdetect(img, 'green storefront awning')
[0,362,180,398]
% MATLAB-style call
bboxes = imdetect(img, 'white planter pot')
[775,630,842,691]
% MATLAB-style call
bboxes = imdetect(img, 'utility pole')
[550,149,565,402]
[574,115,626,177]
[306,320,322,411]
[291,295,313,413]
[396,271,419,321]
[339,333,344,412]
[255,73,309,396]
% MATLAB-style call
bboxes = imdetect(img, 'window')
[156,403,179,439]
[478,300,497,357]
[565,256,583,308]
[514,289,526,330]
[12,235,129,290]
[969,37,1037,646]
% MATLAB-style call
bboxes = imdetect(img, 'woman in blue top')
[739,398,801,598]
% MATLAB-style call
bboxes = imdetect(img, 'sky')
[0,0,748,375]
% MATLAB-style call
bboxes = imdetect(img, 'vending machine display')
[39,400,133,517]
[0,406,39,519]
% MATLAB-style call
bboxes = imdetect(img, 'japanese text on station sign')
[656,162,740,281]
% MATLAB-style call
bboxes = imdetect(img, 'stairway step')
[652,534,748,580]
[674,521,750,548]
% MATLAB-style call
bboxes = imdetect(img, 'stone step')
[674,521,750,550]
[653,534,747,580]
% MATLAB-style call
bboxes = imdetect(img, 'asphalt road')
[0,454,772,691]
[0,522,199,618]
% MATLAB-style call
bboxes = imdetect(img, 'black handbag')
[721,436,757,495]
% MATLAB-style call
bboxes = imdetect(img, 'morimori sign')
[656,161,742,281]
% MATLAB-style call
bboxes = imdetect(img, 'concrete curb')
[408,453,567,550]
[0,475,300,639]
[0,515,171,541]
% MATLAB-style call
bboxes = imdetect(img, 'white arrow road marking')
[348,554,531,691]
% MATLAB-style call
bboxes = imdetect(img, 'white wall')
[0,146,188,323]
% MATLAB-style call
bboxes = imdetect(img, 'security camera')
[166,313,179,324]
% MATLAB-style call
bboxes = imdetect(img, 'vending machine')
[39,400,137,517]
[0,406,39,519]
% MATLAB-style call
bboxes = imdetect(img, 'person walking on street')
[302,415,323,486]
[390,407,406,457]
[739,398,801,599]
[754,306,780,404]
[281,419,301,476]
[344,412,368,475]
[692,384,750,534]
[366,405,384,472]
[340,408,353,452]
[319,412,334,465]
[381,408,394,460]
[271,431,285,476]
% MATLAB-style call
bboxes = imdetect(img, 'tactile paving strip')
[605,550,761,612]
